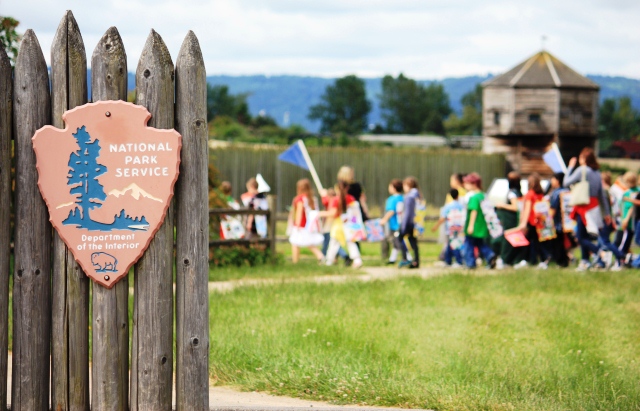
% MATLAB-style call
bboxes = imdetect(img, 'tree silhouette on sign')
[67,126,107,220]
[63,126,148,231]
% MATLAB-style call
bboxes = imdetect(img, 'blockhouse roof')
[483,51,599,90]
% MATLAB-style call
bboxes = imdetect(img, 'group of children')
[225,150,640,272]
[428,172,498,269]
[379,177,421,268]
[427,161,640,271]
[287,172,423,269]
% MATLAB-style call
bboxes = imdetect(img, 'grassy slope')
[209,269,640,410]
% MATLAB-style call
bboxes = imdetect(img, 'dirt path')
[5,353,414,410]
[208,385,416,410]
[208,264,501,293]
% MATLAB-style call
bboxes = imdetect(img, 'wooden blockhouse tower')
[482,51,599,175]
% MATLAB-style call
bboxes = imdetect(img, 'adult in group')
[563,147,611,271]
[445,173,466,204]
[337,166,369,221]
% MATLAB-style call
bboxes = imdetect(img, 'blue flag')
[542,143,567,174]
[278,141,309,170]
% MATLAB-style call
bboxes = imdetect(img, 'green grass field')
[209,241,443,281]
[209,268,640,410]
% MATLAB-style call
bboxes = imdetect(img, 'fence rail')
[209,195,278,251]
[1,11,209,411]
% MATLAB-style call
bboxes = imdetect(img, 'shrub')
[209,244,282,268]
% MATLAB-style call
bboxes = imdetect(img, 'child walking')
[616,172,638,256]
[463,173,496,269]
[399,177,420,269]
[289,179,325,264]
[432,188,464,267]
[320,181,363,268]
[380,179,405,265]
[515,173,551,269]
[548,173,570,267]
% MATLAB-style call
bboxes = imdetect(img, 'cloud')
[3,0,639,79]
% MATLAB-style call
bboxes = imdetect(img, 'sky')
[2,0,639,80]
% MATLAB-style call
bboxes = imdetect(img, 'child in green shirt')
[617,172,639,254]
[463,172,496,269]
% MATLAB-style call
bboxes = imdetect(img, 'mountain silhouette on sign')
[109,183,162,202]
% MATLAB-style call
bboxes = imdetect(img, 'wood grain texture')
[0,45,11,411]
[50,11,90,411]
[130,29,175,411]
[267,195,277,252]
[90,26,129,411]
[11,29,52,411]
[174,31,209,411]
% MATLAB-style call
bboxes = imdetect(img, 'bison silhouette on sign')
[91,252,118,272]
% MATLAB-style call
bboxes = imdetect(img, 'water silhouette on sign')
[62,126,149,231]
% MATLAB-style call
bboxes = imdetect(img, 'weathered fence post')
[267,195,277,252]
[91,27,129,411]
[130,30,175,410]
[175,31,209,411]
[50,11,90,411]
[0,45,11,411]
[12,29,52,411]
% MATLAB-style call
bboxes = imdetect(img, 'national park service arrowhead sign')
[32,101,181,288]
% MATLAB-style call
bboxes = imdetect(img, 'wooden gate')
[0,11,209,410]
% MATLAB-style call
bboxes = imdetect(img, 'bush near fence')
[209,141,506,213]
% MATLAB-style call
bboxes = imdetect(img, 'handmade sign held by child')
[341,202,367,243]
[560,192,576,233]
[413,200,428,237]
[480,199,503,239]
[365,219,385,242]
[446,208,465,250]
[534,200,557,241]
[220,217,245,240]
[504,229,530,247]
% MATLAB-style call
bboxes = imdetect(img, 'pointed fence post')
[0,46,11,411]
[90,27,129,411]
[50,11,90,411]
[12,29,52,411]
[130,29,175,411]
[175,31,209,411]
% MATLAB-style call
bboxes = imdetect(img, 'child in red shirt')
[516,173,551,269]
[319,181,363,268]
[289,179,325,263]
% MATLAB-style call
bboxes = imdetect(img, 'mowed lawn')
[209,269,640,410]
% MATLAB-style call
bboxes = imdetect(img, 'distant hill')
[207,74,640,132]
[85,71,640,133]
[206,74,494,132]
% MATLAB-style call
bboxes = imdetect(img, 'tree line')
[307,74,482,136]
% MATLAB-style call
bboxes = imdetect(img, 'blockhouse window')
[493,111,500,125]
[528,113,541,124]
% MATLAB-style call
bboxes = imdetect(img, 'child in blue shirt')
[432,189,464,266]
[380,179,405,264]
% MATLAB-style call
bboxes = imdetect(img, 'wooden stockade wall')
[211,143,506,212]
[0,11,209,411]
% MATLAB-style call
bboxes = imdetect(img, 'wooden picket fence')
[0,11,209,411]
